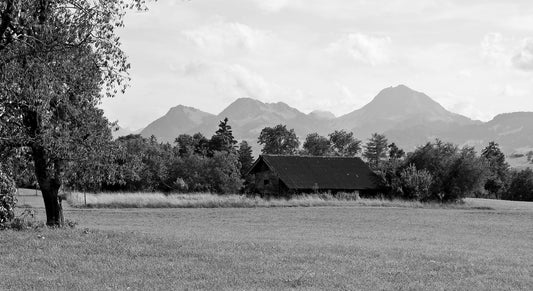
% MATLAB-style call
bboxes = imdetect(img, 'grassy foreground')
[66,191,485,209]
[3,199,533,290]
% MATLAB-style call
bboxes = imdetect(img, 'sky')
[100,0,533,130]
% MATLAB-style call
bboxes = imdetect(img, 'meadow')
[64,191,482,209]
[1,193,532,290]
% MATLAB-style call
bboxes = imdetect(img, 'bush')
[0,168,17,226]
[400,164,433,201]
[5,209,44,231]
[2,208,76,231]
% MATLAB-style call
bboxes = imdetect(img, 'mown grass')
[2,201,532,290]
[65,191,488,210]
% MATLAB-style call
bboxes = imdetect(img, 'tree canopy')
[0,0,149,226]
[258,124,300,155]
[481,142,509,198]
[405,140,488,202]
[303,133,331,156]
[328,130,361,157]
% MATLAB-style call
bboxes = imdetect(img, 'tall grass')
[66,192,477,209]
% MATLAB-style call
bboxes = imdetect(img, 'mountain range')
[122,85,533,155]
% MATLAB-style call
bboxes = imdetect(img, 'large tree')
[328,130,361,157]
[504,169,533,202]
[481,142,509,198]
[258,124,300,155]
[303,133,330,156]
[0,1,147,226]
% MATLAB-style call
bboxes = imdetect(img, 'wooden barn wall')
[254,170,287,196]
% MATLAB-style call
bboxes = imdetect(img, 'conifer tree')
[237,141,254,176]
[363,133,389,169]
[210,118,238,154]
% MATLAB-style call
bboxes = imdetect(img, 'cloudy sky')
[101,0,533,130]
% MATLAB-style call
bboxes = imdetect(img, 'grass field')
[2,194,532,290]
[65,191,480,209]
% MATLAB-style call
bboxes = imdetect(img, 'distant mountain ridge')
[132,85,533,155]
[140,105,215,142]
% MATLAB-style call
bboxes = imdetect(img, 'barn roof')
[249,155,379,190]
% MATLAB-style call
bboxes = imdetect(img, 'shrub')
[400,164,433,201]
[0,168,17,226]
[6,209,44,231]
[2,208,75,231]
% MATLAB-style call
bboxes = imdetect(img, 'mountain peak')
[368,84,444,112]
[167,104,203,114]
[231,97,265,105]
[140,104,215,142]
[220,98,265,118]
[393,84,411,90]
[376,84,415,95]
[334,85,476,138]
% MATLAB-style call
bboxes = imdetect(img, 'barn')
[247,155,380,196]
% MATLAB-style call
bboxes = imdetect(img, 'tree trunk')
[41,186,63,226]
[32,145,63,227]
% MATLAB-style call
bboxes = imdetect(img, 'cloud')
[481,33,533,71]
[251,0,294,12]
[480,33,509,65]
[183,22,270,56]
[512,39,533,71]
[500,84,529,98]
[182,61,282,102]
[327,33,392,66]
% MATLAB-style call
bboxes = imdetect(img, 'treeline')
[380,140,533,202]
[2,120,533,201]
[71,118,252,194]
[2,118,252,194]
[256,124,533,202]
